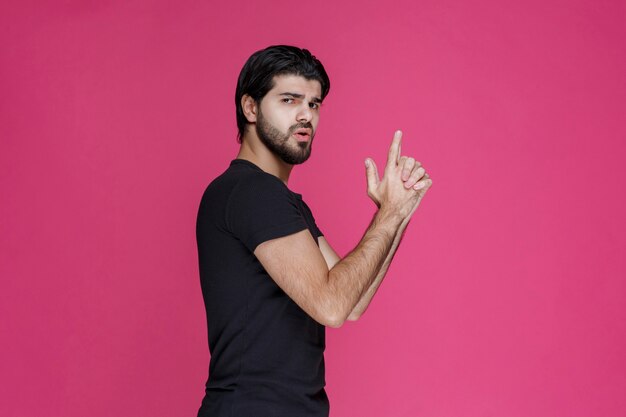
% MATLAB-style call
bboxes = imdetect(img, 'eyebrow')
[278,92,323,104]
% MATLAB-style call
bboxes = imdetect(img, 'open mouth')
[293,132,311,142]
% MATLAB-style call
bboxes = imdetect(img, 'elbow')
[325,317,345,328]
[321,302,365,327]
[320,310,348,328]
[324,306,364,327]
[322,313,345,328]
[314,290,355,328]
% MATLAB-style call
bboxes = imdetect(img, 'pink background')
[2,1,625,416]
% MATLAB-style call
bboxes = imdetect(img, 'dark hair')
[235,45,330,143]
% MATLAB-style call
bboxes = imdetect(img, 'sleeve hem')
[247,220,309,253]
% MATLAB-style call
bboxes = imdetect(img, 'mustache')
[289,122,313,134]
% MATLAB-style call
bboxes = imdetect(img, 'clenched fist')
[365,130,432,220]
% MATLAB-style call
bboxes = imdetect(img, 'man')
[196,45,432,417]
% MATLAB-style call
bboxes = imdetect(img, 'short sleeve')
[299,199,324,240]
[225,174,309,252]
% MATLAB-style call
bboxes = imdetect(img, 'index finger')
[386,130,402,169]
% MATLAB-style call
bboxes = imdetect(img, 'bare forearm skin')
[324,206,404,326]
[347,214,411,320]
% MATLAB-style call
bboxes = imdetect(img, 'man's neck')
[236,136,293,186]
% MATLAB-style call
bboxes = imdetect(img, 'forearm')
[347,215,411,320]
[324,206,403,324]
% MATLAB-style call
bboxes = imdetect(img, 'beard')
[255,108,314,165]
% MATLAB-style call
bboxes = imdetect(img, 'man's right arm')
[254,131,432,328]
[254,204,404,328]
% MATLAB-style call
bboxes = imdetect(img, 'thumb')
[365,158,380,190]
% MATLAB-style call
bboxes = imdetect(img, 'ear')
[241,94,258,123]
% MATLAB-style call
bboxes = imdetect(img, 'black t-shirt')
[196,159,329,417]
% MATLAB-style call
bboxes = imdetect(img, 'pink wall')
[2,1,625,416]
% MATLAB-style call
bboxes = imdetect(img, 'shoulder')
[201,165,286,200]
[228,171,294,205]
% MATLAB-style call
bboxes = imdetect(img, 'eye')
[282,98,294,104]
[309,102,320,110]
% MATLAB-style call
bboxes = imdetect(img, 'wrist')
[376,204,405,227]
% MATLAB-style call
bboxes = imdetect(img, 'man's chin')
[283,141,312,164]
[282,151,311,165]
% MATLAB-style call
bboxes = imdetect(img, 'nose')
[296,104,313,123]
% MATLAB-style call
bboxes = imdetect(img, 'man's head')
[235,45,330,164]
